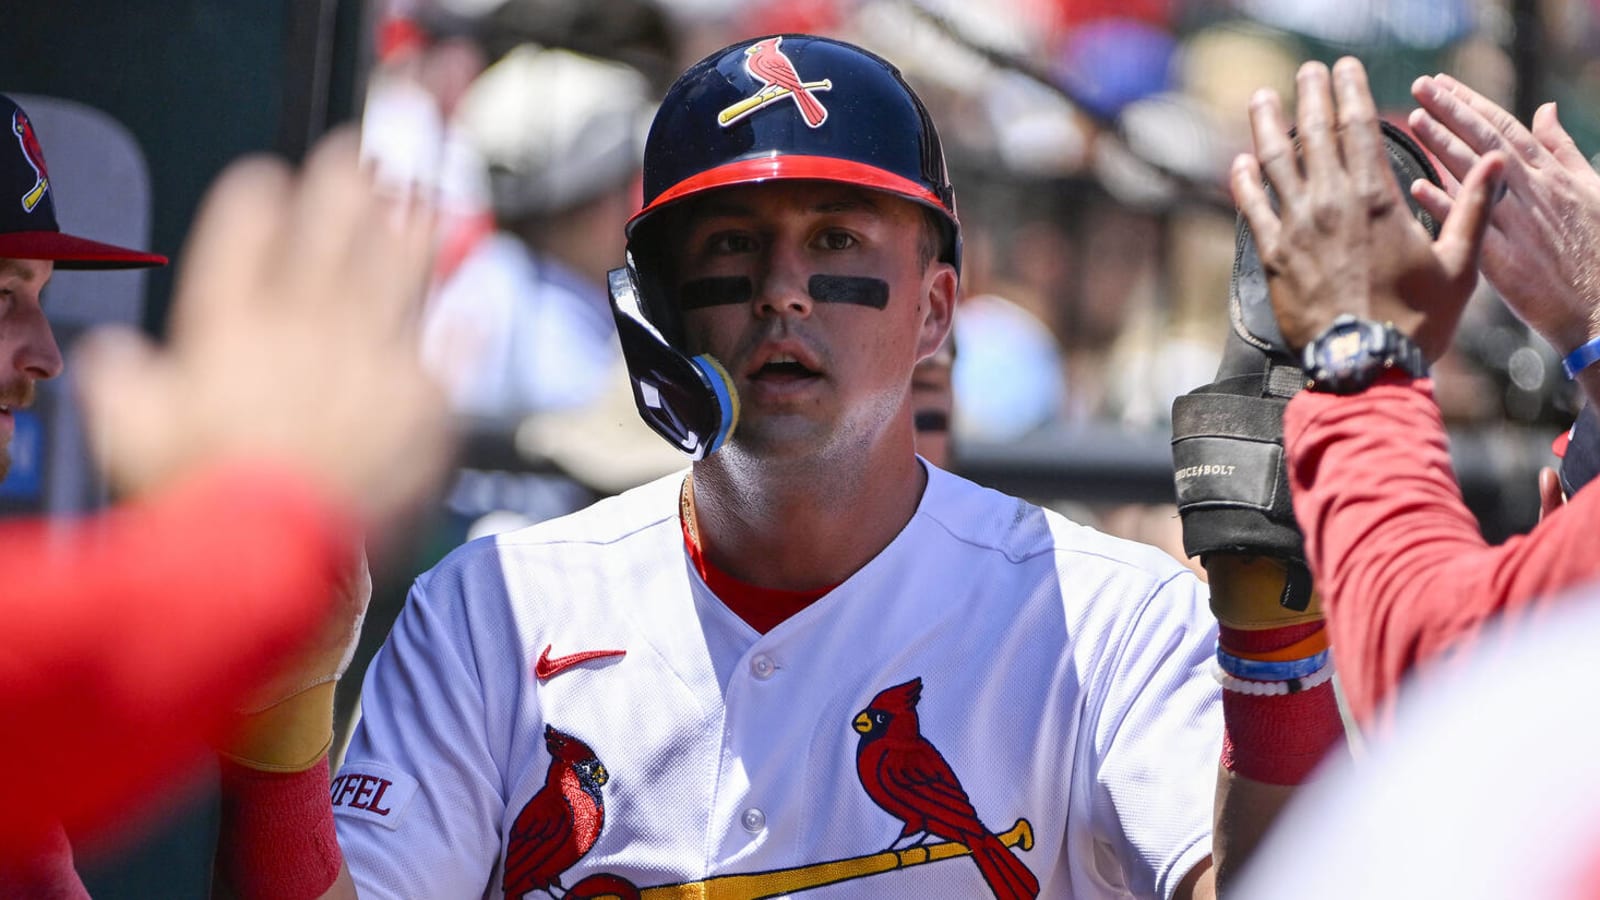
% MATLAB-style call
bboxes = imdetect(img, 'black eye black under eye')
[676,275,892,311]
[807,275,888,310]
[679,277,752,310]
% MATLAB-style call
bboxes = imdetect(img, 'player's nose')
[12,299,63,381]
[753,241,814,320]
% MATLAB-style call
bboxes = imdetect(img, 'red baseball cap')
[0,94,166,269]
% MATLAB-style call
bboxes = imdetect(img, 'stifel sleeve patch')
[330,761,418,830]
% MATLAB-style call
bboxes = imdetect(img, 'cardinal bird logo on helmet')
[718,36,833,129]
[12,109,49,214]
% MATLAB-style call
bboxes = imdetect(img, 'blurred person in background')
[422,43,646,419]
[0,113,450,893]
[911,334,956,467]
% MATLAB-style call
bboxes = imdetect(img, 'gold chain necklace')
[679,473,700,551]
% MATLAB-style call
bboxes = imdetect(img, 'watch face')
[1325,328,1366,366]
[1304,316,1425,393]
[1306,318,1382,392]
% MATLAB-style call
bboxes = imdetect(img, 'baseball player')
[228,36,1304,900]
[0,93,165,474]
[0,96,449,893]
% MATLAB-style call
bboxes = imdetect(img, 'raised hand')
[1409,74,1600,357]
[73,130,451,541]
[1231,58,1504,360]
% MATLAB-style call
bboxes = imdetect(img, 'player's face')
[670,182,955,459]
[0,258,61,481]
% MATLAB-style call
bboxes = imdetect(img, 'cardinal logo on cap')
[12,110,49,214]
[718,36,833,129]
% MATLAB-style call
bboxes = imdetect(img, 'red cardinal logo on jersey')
[854,678,1039,900]
[12,110,49,213]
[717,36,832,129]
[504,725,609,899]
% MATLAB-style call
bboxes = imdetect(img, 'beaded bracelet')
[1562,335,1600,379]
[1215,646,1330,682]
[1213,662,1336,696]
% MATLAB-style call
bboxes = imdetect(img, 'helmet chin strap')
[609,266,739,459]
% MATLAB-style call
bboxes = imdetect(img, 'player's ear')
[916,262,956,363]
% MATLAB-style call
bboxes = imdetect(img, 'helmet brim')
[626,154,951,237]
[0,230,166,269]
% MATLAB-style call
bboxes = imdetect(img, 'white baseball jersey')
[334,464,1221,899]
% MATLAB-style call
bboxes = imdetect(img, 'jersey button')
[741,807,767,833]
[750,654,776,680]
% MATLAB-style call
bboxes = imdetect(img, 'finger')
[1538,466,1565,520]
[73,327,180,495]
[283,130,375,309]
[349,189,437,343]
[1248,89,1300,197]
[1412,178,1512,274]
[1435,151,1507,282]
[1410,177,1455,222]
[167,156,293,338]
[1295,61,1340,183]
[1231,154,1281,252]
[1435,72,1549,164]
[1411,72,1514,162]
[1408,107,1474,191]
[1532,101,1590,170]
[1333,57,1394,211]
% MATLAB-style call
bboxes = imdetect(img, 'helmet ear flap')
[607,264,739,460]
[624,216,686,349]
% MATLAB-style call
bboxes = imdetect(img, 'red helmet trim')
[629,155,948,233]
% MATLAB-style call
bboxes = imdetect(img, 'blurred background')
[1,0,1593,893]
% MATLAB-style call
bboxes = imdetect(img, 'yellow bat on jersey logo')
[563,818,1034,900]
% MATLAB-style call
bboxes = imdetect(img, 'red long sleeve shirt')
[1284,378,1600,729]
[0,461,355,856]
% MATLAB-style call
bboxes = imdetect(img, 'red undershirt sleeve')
[0,460,357,854]
[1284,377,1600,730]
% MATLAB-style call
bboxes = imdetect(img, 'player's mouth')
[752,353,820,382]
[743,344,825,402]
[745,339,824,378]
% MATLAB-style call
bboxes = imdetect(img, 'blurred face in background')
[912,337,955,468]
[0,258,61,480]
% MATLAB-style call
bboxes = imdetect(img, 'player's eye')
[706,231,758,255]
[816,230,857,251]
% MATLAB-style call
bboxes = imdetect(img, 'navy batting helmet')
[608,34,960,459]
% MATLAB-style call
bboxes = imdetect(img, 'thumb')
[73,327,181,496]
[1533,102,1589,170]
[1435,151,1506,284]
[1538,466,1566,521]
